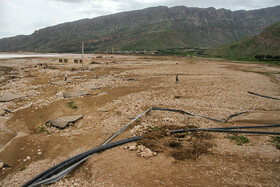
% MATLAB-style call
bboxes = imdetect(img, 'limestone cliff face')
[0,5,280,52]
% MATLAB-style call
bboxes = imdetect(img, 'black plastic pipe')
[170,124,280,134]
[152,107,224,122]
[187,128,280,135]
[248,91,280,101]
[22,136,142,187]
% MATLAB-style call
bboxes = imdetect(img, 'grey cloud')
[52,0,89,3]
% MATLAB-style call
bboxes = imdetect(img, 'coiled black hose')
[22,136,142,187]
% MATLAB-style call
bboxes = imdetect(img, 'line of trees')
[255,55,280,61]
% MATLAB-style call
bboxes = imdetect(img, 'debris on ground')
[93,92,109,97]
[47,115,84,129]
[63,91,91,98]
[71,76,84,79]
[50,80,72,85]
[0,94,26,102]
[124,143,157,158]
[89,86,101,90]
[0,108,10,116]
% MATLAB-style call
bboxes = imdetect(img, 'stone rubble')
[124,143,157,158]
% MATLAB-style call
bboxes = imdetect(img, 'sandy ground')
[0,54,279,186]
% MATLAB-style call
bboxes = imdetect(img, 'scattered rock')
[63,91,91,98]
[56,91,63,97]
[0,94,26,102]
[0,161,4,169]
[123,78,138,81]
[50,80,72,85]
[0,109,6,116]
[125,144,157,158]
[48,115,84,129]
[71,76,84,79]
[0,161,9,169]
[174,95,181,99]
[0,108,11,116]
[26,156,31,160]
[138,148,154,158]
[90,87,101,90]
[93,92,109,97]
[128,145,138,151]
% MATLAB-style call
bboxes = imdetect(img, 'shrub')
[67,101,78,109]
[227,135,249,145]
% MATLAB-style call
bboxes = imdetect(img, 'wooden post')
[82,42,84,68]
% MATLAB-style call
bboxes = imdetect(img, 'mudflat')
[0,54,279,186]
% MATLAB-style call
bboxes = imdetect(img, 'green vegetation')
[156,49,202,56]
[147,126,161,131]
[271,136,280,149]
[227,135,249,145]
[67,101,78,109]
[205,22,280,62]
[37,123,50,134]
[37,125,47,133]
[19,165,26,171]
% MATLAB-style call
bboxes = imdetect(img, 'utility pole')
[82,42,84,69]
[112,47,114,55]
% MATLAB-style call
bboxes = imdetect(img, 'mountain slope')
[205,22,280,60]
[0,5,280,53]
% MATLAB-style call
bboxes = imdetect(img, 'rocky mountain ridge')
[0,5,280,52]
[205,22,280,60]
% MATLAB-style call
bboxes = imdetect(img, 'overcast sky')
[0,0,279,39]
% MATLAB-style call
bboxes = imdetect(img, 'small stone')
[38,152,42,155]
[26,156,31,160]
[0,161,4,169]
[137,145,146,152]
[128,145,138,151]
[56,91,63,97]
[0,109,5,116]
[123,146,129,149]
